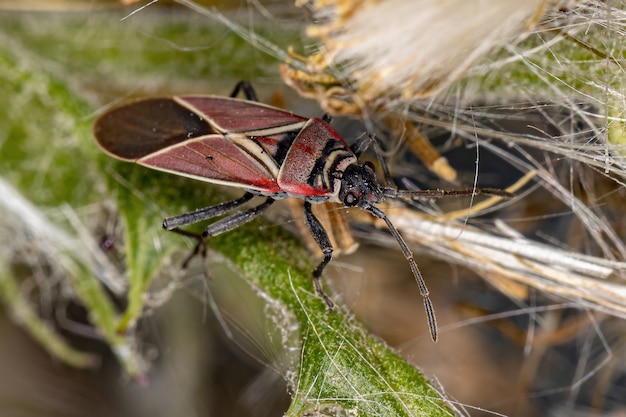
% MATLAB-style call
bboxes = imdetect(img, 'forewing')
[93,98,215,161]
[176,96,308,134]
[93,98,282,192]
[138,135,282,193]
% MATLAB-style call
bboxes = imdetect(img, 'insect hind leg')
[230,81,259,102]
[163,192,270,274]
[167,227,208,271]
[200,197,274,237]
[163,192,255,230]
[303,201,335,311]
[181,196,274,278]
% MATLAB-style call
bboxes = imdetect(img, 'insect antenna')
[361,203,438,342]
[368,185,514,342]
[382,187,514,200]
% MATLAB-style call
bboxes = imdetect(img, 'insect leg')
[361,203,438,342]
[163,192,255,270]
[350,132,394,188]
[167,227,209,270]
[350,132,377,157]
[163,193,254,266]
[163,192,255,230]
[229,81,259,102]
[303,201,335,311]
[201,197,274,238]
[168,196,275,272]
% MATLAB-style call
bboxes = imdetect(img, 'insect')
[93,82,510,342]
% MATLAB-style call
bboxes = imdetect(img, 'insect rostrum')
[93,82,440,342]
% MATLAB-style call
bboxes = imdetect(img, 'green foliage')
[0,7,451,416]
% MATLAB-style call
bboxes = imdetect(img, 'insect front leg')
[303,201,335,311]
[350,132,394,188]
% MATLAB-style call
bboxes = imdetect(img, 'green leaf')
[211,225,451,416]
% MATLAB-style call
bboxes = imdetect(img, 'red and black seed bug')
[93,82,511,342]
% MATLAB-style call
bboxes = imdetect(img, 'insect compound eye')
[343,191,359,207]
